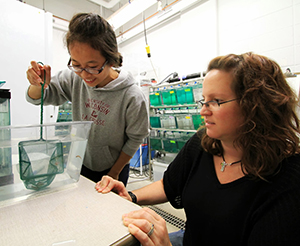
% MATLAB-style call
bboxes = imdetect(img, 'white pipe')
[139,145,143,175]
[88,0,121,9]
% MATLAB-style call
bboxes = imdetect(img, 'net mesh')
[19,140,64,190]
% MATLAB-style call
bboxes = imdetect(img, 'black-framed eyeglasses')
[197,98,239,111]
[67,58,108,75]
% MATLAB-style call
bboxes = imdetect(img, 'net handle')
[37,61,45,139]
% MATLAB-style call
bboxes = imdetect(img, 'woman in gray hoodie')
[26,13,149,186]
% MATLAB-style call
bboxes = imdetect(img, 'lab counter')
[0,176,140,246]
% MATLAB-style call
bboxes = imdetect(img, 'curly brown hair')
[65,13,123,67]
[200,52,300,179]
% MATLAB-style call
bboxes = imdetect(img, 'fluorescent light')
[116,0,201,44]
[107,0,157,30]
[88,0,120,9]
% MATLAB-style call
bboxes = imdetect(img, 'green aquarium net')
[19,62,64,190]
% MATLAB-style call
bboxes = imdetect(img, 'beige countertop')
[0,176,140,246]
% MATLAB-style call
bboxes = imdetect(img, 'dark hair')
[65,13,123,67]
[200,52,300,179]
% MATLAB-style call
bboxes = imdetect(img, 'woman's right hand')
[95,175,132,201]
[26,61,51,89]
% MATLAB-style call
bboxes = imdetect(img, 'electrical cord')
[142,11,158,81]
[157,72,178,85]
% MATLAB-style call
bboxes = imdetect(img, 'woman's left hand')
[122,207,172,246]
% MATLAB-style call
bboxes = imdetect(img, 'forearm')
[133,179,168,205]
[108,151,132,178]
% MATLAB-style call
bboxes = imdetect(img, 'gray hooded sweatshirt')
[26,69,149,172]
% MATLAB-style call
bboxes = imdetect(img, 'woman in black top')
[96,52,300,246]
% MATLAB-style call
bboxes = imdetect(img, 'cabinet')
[148,77,204,179]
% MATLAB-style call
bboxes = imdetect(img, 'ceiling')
[21,0,202,44]
[21,0,165,37]
[22,0,128,21]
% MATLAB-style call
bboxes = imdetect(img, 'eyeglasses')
[197,98,239,111]
[67,58,108,75]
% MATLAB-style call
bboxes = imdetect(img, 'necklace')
[220,154,241,172]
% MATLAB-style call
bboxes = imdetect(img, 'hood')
[93,69,136,91]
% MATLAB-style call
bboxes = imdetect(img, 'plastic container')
[192,114,205,130]
[192,81,203,102]
[130,145,155,167]
[150,137,163,150]
[57,112,72,122]
[162,138,178,153]
[149,89,163,106]
[160,115,177,129]
[0,121,92,204]
[184,85,194,104]
[177,139,187,151]
[176,83,194,104]
[161,86,177,105]
[0,89,10,126]
[0,89,12,186]
[177,132,193,151]
[150,116,161,128]
[0,81,5,87]
[176,84,185,105]
[175,114,194,130]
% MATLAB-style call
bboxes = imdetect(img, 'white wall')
[52,28,69,75]
[27,0,300,90]
[217,0,300,72]
[117,0,300,82]
[0,0,56,126]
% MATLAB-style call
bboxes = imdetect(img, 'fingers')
[43,65,51,88]
[123,216,154,235]
[95,175,115,193]
[30,61,42,76]
[27,61,51,88]
[123,207,163,222]
[123,208,171,246]
[127,223,154,246]
[95,175,127,195]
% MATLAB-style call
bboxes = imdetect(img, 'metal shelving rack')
[148,77,204,181]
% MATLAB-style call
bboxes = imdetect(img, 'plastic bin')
[176,84,194,104]
[150,116,161,128]
[0,121,92,204]
[160,115,177,129]
[149,90,162,106]
[192,82,203,102]
[192,114,204,130]
[150,137,163,150]
[162,139,178,153]
[130,145,155,167]
[161,87,177,105]
[175,114,194,130]
[177,139,187,151]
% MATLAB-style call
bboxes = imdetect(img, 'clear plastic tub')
[0,121,92,205]
[162,138,178,153]
[192,114,205,130]
[150,137,163,150]
[161,87,177,105]
[175,114,194,130]
[150,116,161,128]
[149,90,163,106]
[176,84,194,105]
[160,115,177,129]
